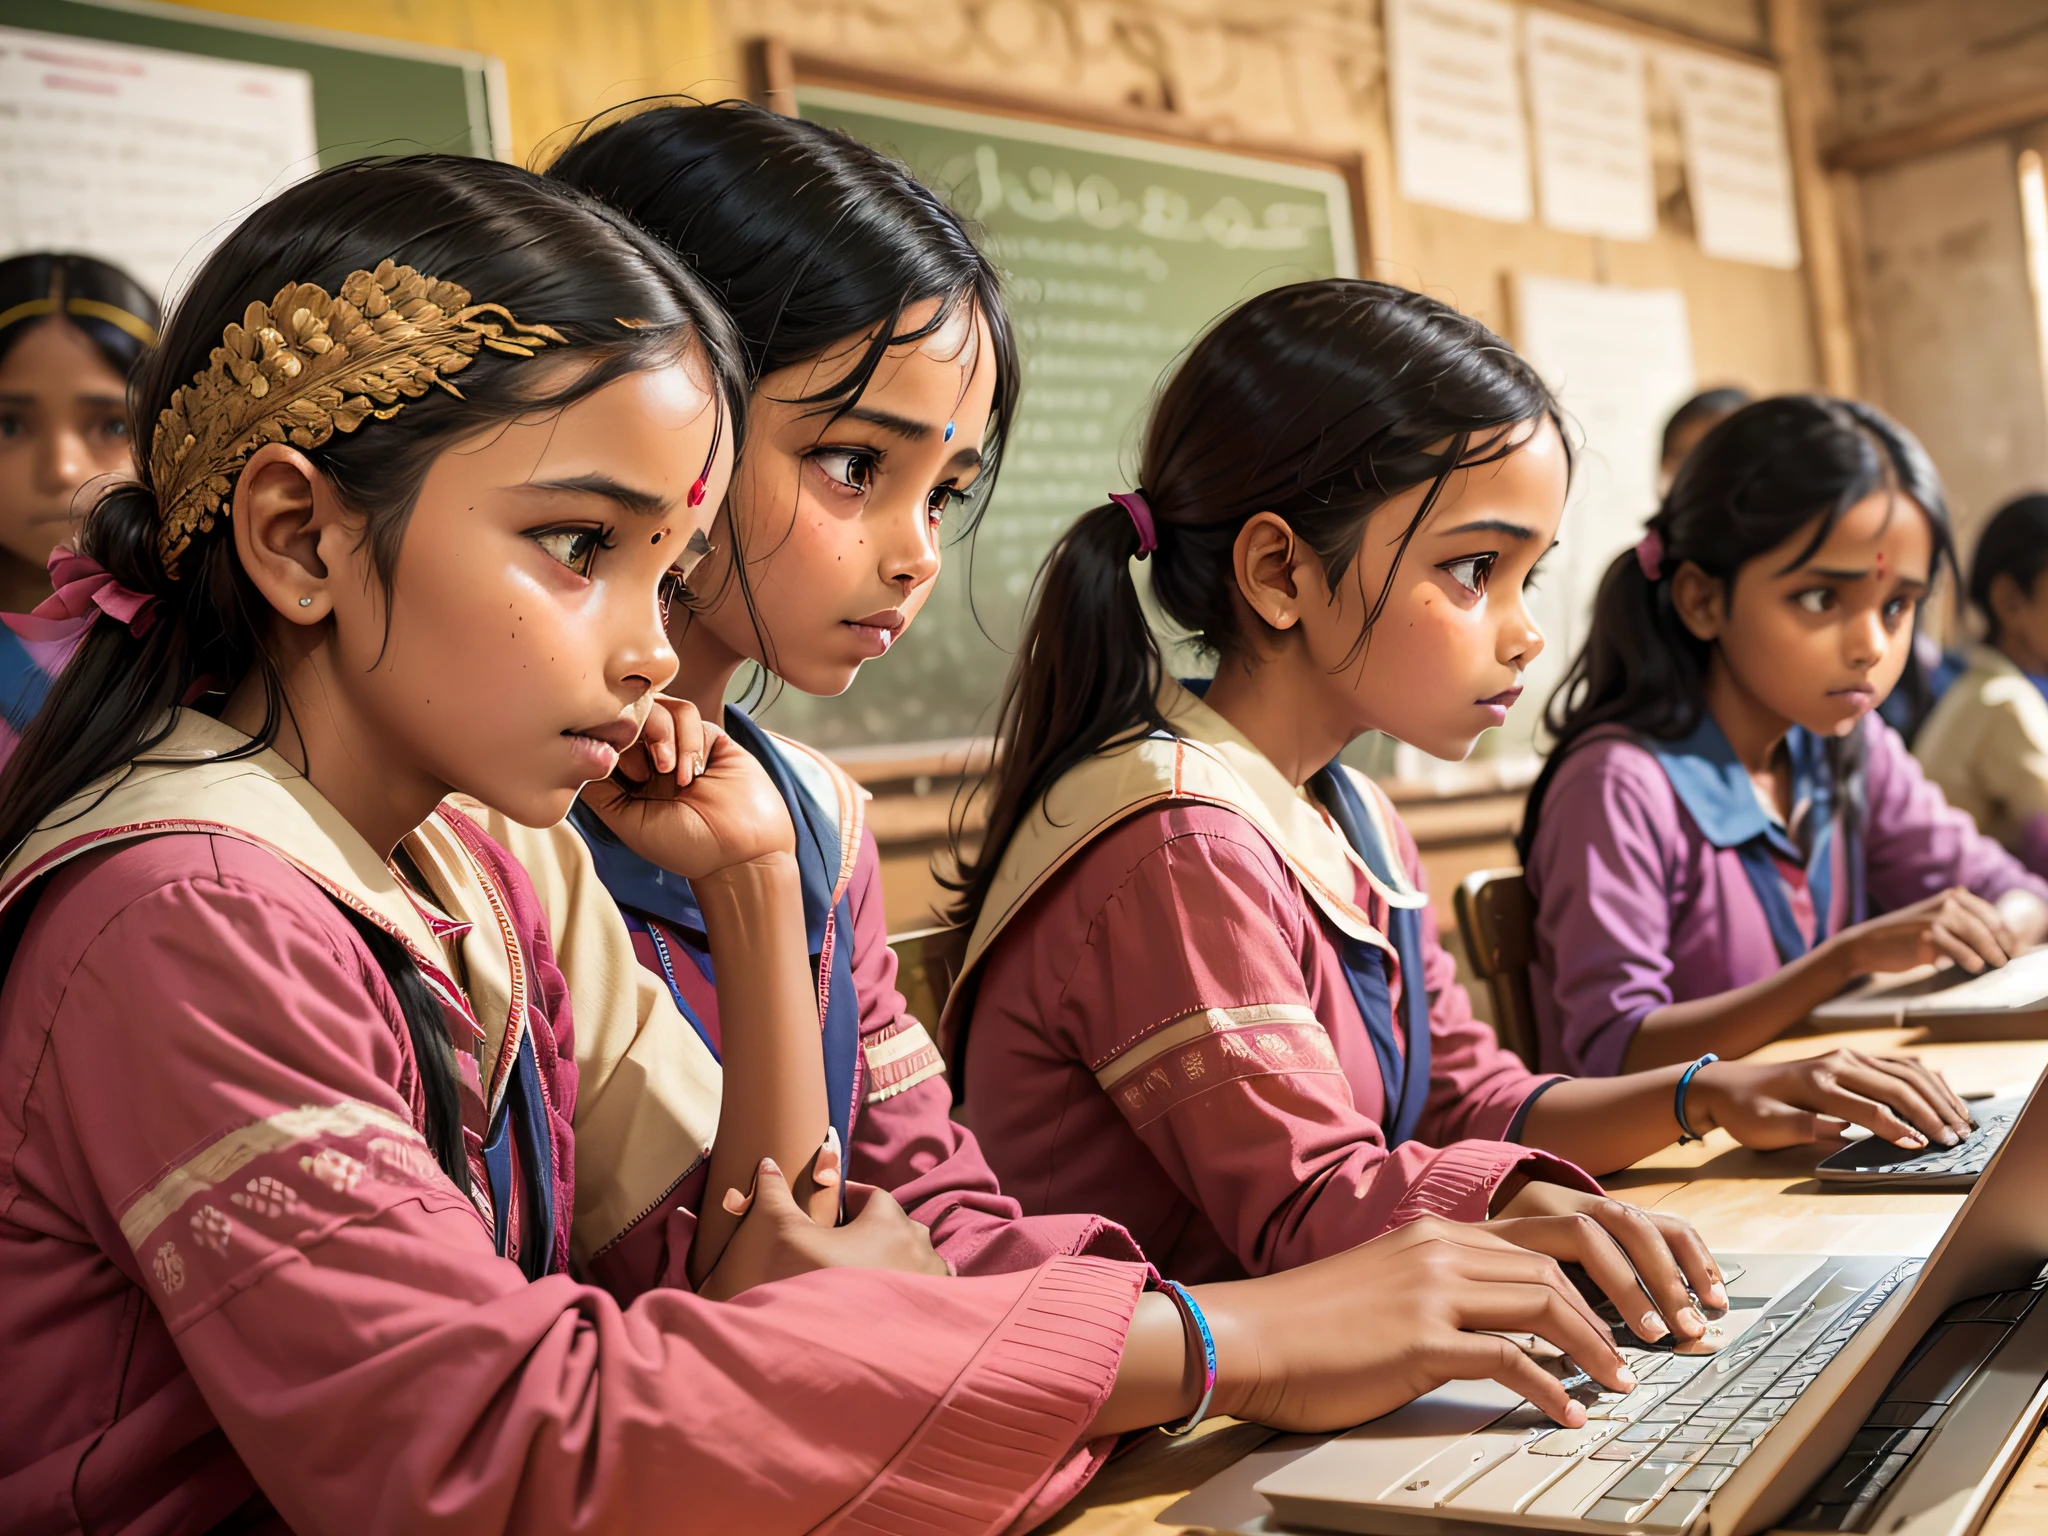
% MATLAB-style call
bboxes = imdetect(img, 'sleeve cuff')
[824,1256,1146,1535]
[1387,1140,1603,1227]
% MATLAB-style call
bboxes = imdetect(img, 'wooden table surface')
[1039,1027,2048,1536]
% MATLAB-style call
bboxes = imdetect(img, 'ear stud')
[943,420,956,443]
[298,596,314,608]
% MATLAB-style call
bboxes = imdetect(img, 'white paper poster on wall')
[0,25,317,301]
[1663,49,1802,270]
[1524,11,1654,241]
[1509,274,1695,751]
[1386,0,1532,224]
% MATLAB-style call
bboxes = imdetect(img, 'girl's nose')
[36,425,90,495]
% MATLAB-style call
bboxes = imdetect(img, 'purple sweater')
[1525,713,2048,1076]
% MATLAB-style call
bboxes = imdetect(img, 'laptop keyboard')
[1823,1108,2017,1181]
[1512,1261,1924,1530]
[1785,1280,2047,1530]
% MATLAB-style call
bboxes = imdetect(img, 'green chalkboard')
[762,86,1360,751]
[9,0,496,163]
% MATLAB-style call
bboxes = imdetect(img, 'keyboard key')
[1677,1463,1733,1492]
[1699,1443,1750,1466]
[1444,1450,1575,1514]
[1592,1443,1645,1462]
[1639,1488,1711,1530]
[1665,1425,1722,1444]
[1528,1425,1615,1457]
[1587,1495,1642,1523]
[1609,1460,1691,1501]
[1375,1429,1535,1506]
[1618,1422,1667,1443]
[1526,1456,1637,1519]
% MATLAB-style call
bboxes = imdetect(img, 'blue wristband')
[1674,1054,1720,1144]
[1157,1279,1218,1437]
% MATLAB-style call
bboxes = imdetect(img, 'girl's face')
[1675,491,1932,738]
[0,319,133,569]
[1289,417,1568,760]
[677,297,997,695]
[272,357,730,830]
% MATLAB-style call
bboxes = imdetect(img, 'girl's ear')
[1668,559,1727,643]
[231,442,344,625]
[1233,511,1314,633]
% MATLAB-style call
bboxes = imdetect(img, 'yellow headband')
[148,260,563,575]
[0,295,159,347]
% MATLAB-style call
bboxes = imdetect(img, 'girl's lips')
[1477,686,1524,709]
[563,716,640,777]
[843,609,906,659]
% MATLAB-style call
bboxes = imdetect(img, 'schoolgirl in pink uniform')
[953,284,1975,1347]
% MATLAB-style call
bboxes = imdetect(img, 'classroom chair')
[1452,866,1541,1067]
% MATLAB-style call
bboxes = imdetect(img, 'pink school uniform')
[0,712,1145,1535]
[951,683,1598,1285]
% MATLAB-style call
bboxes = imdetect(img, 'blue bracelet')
[1157,1279,1218,1437]
[1674,1053,1720,1144]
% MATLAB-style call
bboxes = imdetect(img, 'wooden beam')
[1524,0,1771,67]
[1828,88,2048,174]
[745,35,795,117]
[1769,0,1863,396]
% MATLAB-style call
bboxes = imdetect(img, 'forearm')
[1518,1067,1693,1175]
[1618,943,1859,1071]
[691,853,833,1284]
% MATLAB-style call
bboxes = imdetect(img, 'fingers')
[1786,1068,1928,1149]
[810,1125,842,1190]
[1648,1212,1728,1317]
[1468,1334,1588,1427]
[1865,1054,1973,1140]
[1947,889,2016,970]
[639,697,679,778]
[1824,1052,1962,1146]
[721,1156,799,1218]
[1419,1241,1633,1393]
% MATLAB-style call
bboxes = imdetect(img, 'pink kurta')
[0,831,1141,1534]
[586,824,1143,1300]
[964,802,1597,1284]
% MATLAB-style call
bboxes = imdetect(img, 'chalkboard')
[9,0,498,165]
[762,83,1361,752]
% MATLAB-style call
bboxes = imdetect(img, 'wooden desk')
[1041,1029,2048,1536]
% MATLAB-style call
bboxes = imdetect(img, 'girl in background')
[1523,396,2048,1079]
[0,152,1641,1536]
[0,252,159,750]
[1915,492,2048,875]
[950,284,1974,1343]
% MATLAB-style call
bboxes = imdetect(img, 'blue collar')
[1645,712,1831,865]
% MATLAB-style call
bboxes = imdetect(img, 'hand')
[1829,887,2019,978]
[1998,889,2048,949]
[1200,1216,1637,1433]
[1487,1180,1725,1345]
[582,696,796,881]
[1689,1049,1974,1152]
[698,1156,950,1302]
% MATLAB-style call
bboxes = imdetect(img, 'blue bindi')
[943,420,955,442]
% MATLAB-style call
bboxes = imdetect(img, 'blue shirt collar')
[1644,711,1830,862]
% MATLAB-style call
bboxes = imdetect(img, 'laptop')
[1808,947,2048,1030]
[1249,1059,2048,1536]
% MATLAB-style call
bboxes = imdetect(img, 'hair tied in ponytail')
[1634,526,1666,582]
[1109,491,1158,558]
[37,547,160,637]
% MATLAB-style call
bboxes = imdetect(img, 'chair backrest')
[1452,866,1541,1067]
[887,924,969,1032]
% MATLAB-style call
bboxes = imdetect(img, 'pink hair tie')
[1109,491,1157,559]
[37,547,161,637]
[1635,528,1666,582]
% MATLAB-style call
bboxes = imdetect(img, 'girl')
[1915,492,2048,876]
[0,252,160,749]
[1523,396,2048,1078]
[0,154,1641,1534]
[523,100,1146,1292]
[949,283,1974,1344]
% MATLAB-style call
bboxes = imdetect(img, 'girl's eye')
[927,483,968,525]
[1440,553,1497,597]
[0,413,25,441]
[1794,587,1835,615]
[99,418,127,442]
[531,525,611,578]
[812,449,878,495]
[1883,595,1915,628]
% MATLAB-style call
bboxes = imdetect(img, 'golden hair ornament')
[148,260,564,574]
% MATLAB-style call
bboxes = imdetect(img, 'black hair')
[948,278,1565,933]
[0,252,161,377]
[1521,394,1954,861]
[1661,385,1752,466]
[0,155,746,1194]
[1970,493,2048,641]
